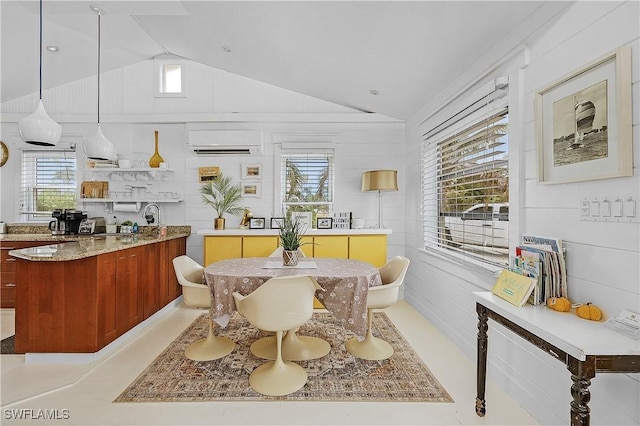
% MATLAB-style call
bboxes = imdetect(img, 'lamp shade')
[361,170,398,192]
[84,124,116,161]
[18,100,62,146]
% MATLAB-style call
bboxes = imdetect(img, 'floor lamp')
[361,170,398,229]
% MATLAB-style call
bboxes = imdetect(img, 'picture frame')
[241,182,262,198]
[535,46,632,184]
[316,217,333,229]
[290,211,312,229]
[198,166,220,182]
[242,163,262,180]
[249,217,265,229]
[270,217,285,229]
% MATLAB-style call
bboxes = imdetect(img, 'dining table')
[204,257,382,337]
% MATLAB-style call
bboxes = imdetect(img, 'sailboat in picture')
[567,97,595,150]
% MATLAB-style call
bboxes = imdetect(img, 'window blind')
[422,94,509,268]
[20,149,77,218]
[280,152,334,220]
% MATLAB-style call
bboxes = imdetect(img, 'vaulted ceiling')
[1,1,570,120]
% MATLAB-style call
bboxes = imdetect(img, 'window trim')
[274,143,335,219]
[20,148,77,221]
[153,55,186,98]
[421,84,510,270]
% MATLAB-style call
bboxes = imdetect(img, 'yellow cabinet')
[299,236,315,258]
[348,235,387,267]
[204,233,388,268]
[242,236,279,258]
[204,236,242,266]
[312,236,349,259]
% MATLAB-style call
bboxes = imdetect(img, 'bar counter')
[6,227,190,262]
[5,227,189,358]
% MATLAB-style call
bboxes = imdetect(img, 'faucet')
[142,203,161,234]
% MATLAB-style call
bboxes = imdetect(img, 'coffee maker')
[49,209,87,235]
[49,209,66,235]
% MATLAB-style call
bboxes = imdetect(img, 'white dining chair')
[233,275,322,396]
[173,255,235,361]
[345,256,410,361]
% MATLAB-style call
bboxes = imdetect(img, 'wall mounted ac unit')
[187,130,263,155]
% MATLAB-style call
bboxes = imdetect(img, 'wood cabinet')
[1,241,46,308]
[14,237,186,354]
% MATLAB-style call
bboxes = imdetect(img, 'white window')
[154,55,186,97]
[20,149,77,220]
[278,151,334,226]
[422,79,509,268]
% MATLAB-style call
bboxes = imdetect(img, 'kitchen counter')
[5,226,190,262]
[11,229,188,357]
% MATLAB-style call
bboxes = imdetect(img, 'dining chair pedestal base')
[250,330,331,361]
[250,358,307,396]
[345,335,394,361]
[185,321,235,361]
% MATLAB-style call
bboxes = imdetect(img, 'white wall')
[404,2,639,425]
[0,59,406,266]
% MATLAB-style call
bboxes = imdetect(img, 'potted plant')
[278,216,311,266]
[199,173,244,230]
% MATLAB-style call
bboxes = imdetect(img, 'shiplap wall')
[0,60,406,266]
[404,2,639,425]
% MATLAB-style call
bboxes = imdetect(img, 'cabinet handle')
[5,283,16,287]
[5,258,15,262]
[1,247,16,250]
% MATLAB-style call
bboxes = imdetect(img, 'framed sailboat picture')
[535,46,632,184]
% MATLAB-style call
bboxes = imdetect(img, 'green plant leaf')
[199,173,244,218]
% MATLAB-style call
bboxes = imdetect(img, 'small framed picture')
[198,166,220,182]
[242,163,262,180]
[270,217,285,229]
[249,217,266,229]
[317,217,333,229]
[242,182,262,198]
[291,212,312,229]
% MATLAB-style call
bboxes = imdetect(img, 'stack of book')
[510,234,567,306]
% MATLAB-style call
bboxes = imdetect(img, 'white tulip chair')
[345,256,410,361]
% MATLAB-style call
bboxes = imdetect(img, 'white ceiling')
[1,1,570,120]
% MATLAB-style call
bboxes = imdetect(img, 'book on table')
[492,269,538,307]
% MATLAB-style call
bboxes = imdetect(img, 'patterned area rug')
[114,312,453,402]
[1,335,15,354]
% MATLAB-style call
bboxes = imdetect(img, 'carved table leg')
[567,356,595,426]
[476,303,489,417]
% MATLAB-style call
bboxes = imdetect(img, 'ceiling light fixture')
[369,89,380,95]
[18,0,61,146]
[84,5,116,161]
[222,46,232,53]
[46,45,59,52]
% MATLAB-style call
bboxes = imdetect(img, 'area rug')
[1,335,15,355]
[114,312,453,403]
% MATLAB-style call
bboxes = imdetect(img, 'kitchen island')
[7,228,189,358]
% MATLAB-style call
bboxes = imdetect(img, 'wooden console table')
[474,292,640,426]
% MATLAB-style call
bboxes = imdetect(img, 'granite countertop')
[5,226,190,262]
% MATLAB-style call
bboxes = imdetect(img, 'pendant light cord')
[39,0,43,100]
[97,11,101,124]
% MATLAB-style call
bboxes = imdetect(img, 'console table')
[474,292,640,426]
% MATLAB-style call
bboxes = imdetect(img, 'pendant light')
[18,0,62,146]
[84,5,116,161]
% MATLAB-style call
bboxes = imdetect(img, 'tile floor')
[0,301,538,425]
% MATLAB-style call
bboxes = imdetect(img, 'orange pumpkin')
[547,297,572,312]
[576,303,603,321]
